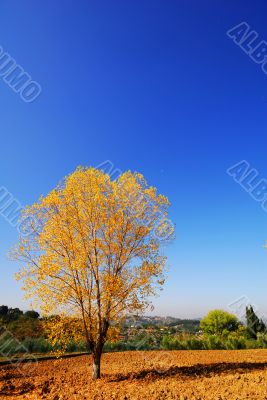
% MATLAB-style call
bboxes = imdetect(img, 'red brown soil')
[1,350,267,399]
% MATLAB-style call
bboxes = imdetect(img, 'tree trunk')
[91,319,109,380]
[92,349,102,380]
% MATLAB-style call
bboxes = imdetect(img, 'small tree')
[200,309,239,336]
[13,167,173,379]
[24,310,40,319]
[0,306,8,320]
[246,305,266,339]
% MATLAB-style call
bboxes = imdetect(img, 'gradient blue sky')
[0,1,266,318]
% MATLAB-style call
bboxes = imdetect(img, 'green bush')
[22,338,53,353]
[104,341,136,352]
[65,340,86,353]
[224,336,246,350]
[256,334,267,349]
[200,310,240,336]
[161,335,185,350]
[0,334,26,355]
[184,337,204,350]
[202,335,224,350]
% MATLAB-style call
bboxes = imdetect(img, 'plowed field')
[1,350,267,399]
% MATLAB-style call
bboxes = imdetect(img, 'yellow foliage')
[13,167,173,357]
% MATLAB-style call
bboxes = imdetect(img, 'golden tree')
[14,167,173,379]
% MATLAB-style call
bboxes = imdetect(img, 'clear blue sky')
[0,1,266,318]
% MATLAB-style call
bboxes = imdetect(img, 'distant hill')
[123,315,200,333]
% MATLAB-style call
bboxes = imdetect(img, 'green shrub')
[224,336,246,350]
[202,335,224,350]
[0,334,27,355]
[256,334,267,349]
[184,337,204,350]
[161,335,185,350]
[23,338,53,353]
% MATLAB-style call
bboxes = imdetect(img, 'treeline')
[0,305,39,322]
[1,305,267,355]
[160,305,267,350]
[104,331,267,352]
[0,306,86,355]
[105,307,267,352]
[0,305,42,341]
